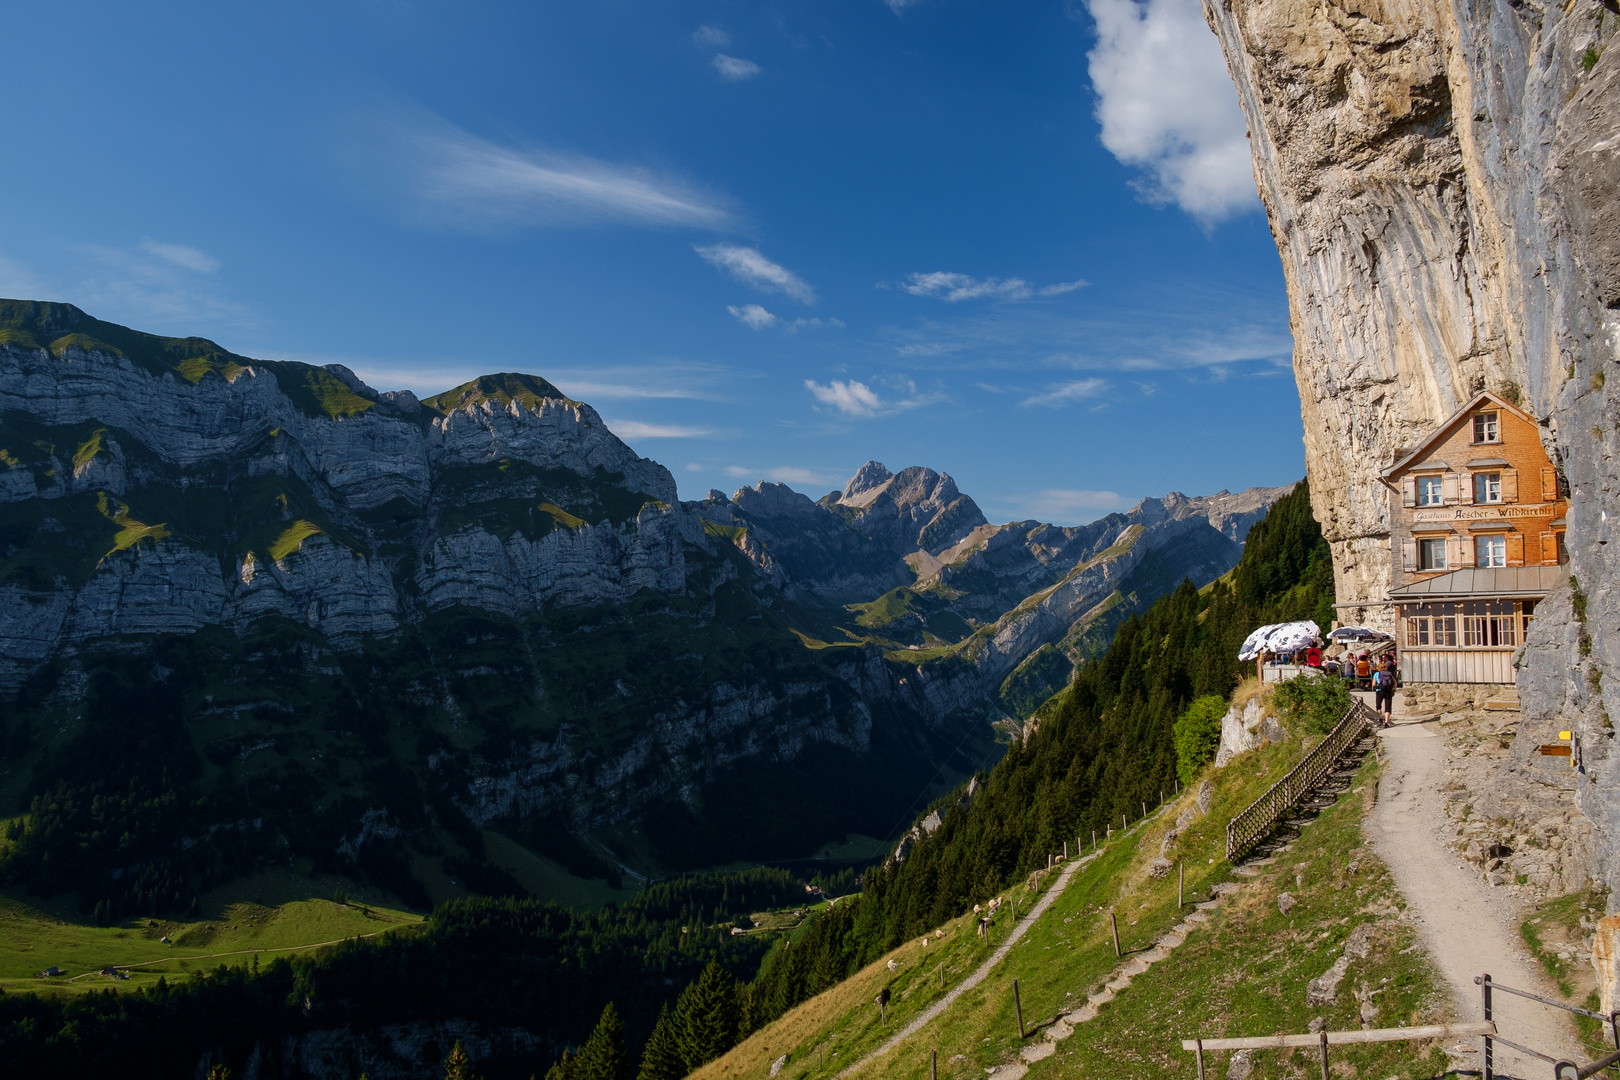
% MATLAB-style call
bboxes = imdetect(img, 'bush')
[1172,695,1228,786]
[1271,672,1352,736]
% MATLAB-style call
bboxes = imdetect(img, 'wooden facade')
[1379,392,1567,684]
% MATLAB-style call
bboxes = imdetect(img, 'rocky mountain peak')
[423,372,574,415]
[729,480,822,519]
[841,460,895,506]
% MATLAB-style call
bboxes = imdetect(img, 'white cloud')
[141,240,221,273]
[885,0,925,12]
[1000,488,1130,523]
[1083,0,1259,222]
[712,55,762,81]
[805,378,885,417]
[608,420,715,439]
[352,104,733,230]
[1019,377,1109,408]
[693,25,731,47]
[728,303,778,330]
[901,272,1088,303]
[695,243,816,303]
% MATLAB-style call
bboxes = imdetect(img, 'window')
[1404,605,1458,647]
[1474,472,1502,503]
[1417,475,1444,506]
[1476,534,1507,567]
[1462,601,1518,647]
[1407,617,1429,647]
[1418,537,1448,570]
[1474,412,1499,443]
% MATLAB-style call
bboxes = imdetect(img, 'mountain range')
[0,298,1290,904]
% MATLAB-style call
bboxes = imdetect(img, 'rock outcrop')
[1207,0,1620,895]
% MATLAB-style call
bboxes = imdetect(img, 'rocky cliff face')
[0,314,689,687]
[1206,0,1620,893]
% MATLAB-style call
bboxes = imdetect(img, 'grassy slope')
[698,725,1463,1080]
[0,876,421,997]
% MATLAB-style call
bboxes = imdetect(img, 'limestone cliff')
[1206,0,1620,891]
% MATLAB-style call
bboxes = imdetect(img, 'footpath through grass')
[701,727,1461,1080]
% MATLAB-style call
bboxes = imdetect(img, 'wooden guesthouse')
[1379,391,1567,684]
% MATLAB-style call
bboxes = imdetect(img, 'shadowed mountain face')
[0,299,1287,907]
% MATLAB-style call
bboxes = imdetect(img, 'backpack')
[1373,669,1393,690]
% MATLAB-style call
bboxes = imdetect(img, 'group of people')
[1336,650,1399,726]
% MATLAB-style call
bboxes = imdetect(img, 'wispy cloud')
[693,25,731,47]
[786,316,843,333]
[1082,0,1259,223]
[712,55,762,81]
[885,0,925,12]
[141,239,221,273]
[728,303,777,330]
[1040,279,1088,296]
[0,254,49,301]
[1019,377,1109,408]
[725,464,842,488]
[348,103,733,231]
[333,361,733,402]
[74,242,253,331]
[900,272,1089,303]
[609,420,715,439]
[995,488,1131,524]
[696,243,816,303]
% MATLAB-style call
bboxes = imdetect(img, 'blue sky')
[0,0,1304,522]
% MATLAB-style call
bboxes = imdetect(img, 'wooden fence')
[1225,700,1377,860]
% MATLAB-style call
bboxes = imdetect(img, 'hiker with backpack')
[1372,657,1397,726]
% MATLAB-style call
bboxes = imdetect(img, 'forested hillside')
[728,480,1333,1041]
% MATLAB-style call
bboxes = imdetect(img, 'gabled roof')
[1381,391,1537,481]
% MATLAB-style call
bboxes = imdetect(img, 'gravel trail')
[1366,704,1582,1077]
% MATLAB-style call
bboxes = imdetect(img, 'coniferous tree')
[676,961,740,1070]
[574,1002,629,1080]
[445,1041,478,1080]
[544,1050,576,1080]
[636,1003,686,1080]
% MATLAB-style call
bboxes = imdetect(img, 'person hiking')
[1372,658,1396,726]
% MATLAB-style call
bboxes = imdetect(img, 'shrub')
[1272,672,1352,736]
[1173,695,1228,786]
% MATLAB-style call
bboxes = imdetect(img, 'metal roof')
[1388,565,1566,602]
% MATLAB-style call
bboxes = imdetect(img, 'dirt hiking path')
[1366,703,1582,1077]
[835,848,1098,1078]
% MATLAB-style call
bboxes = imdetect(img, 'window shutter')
[1442,472,1459,505]
[1540,532,1559,565]
[1451,535,1475,568]
[1460,473,1474,505]
[1402,538,1418,572]
[1541,467,1559,501]
[1501,468,1518,503]
[1402,476,1417,508]
[1506,532,1524,566]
